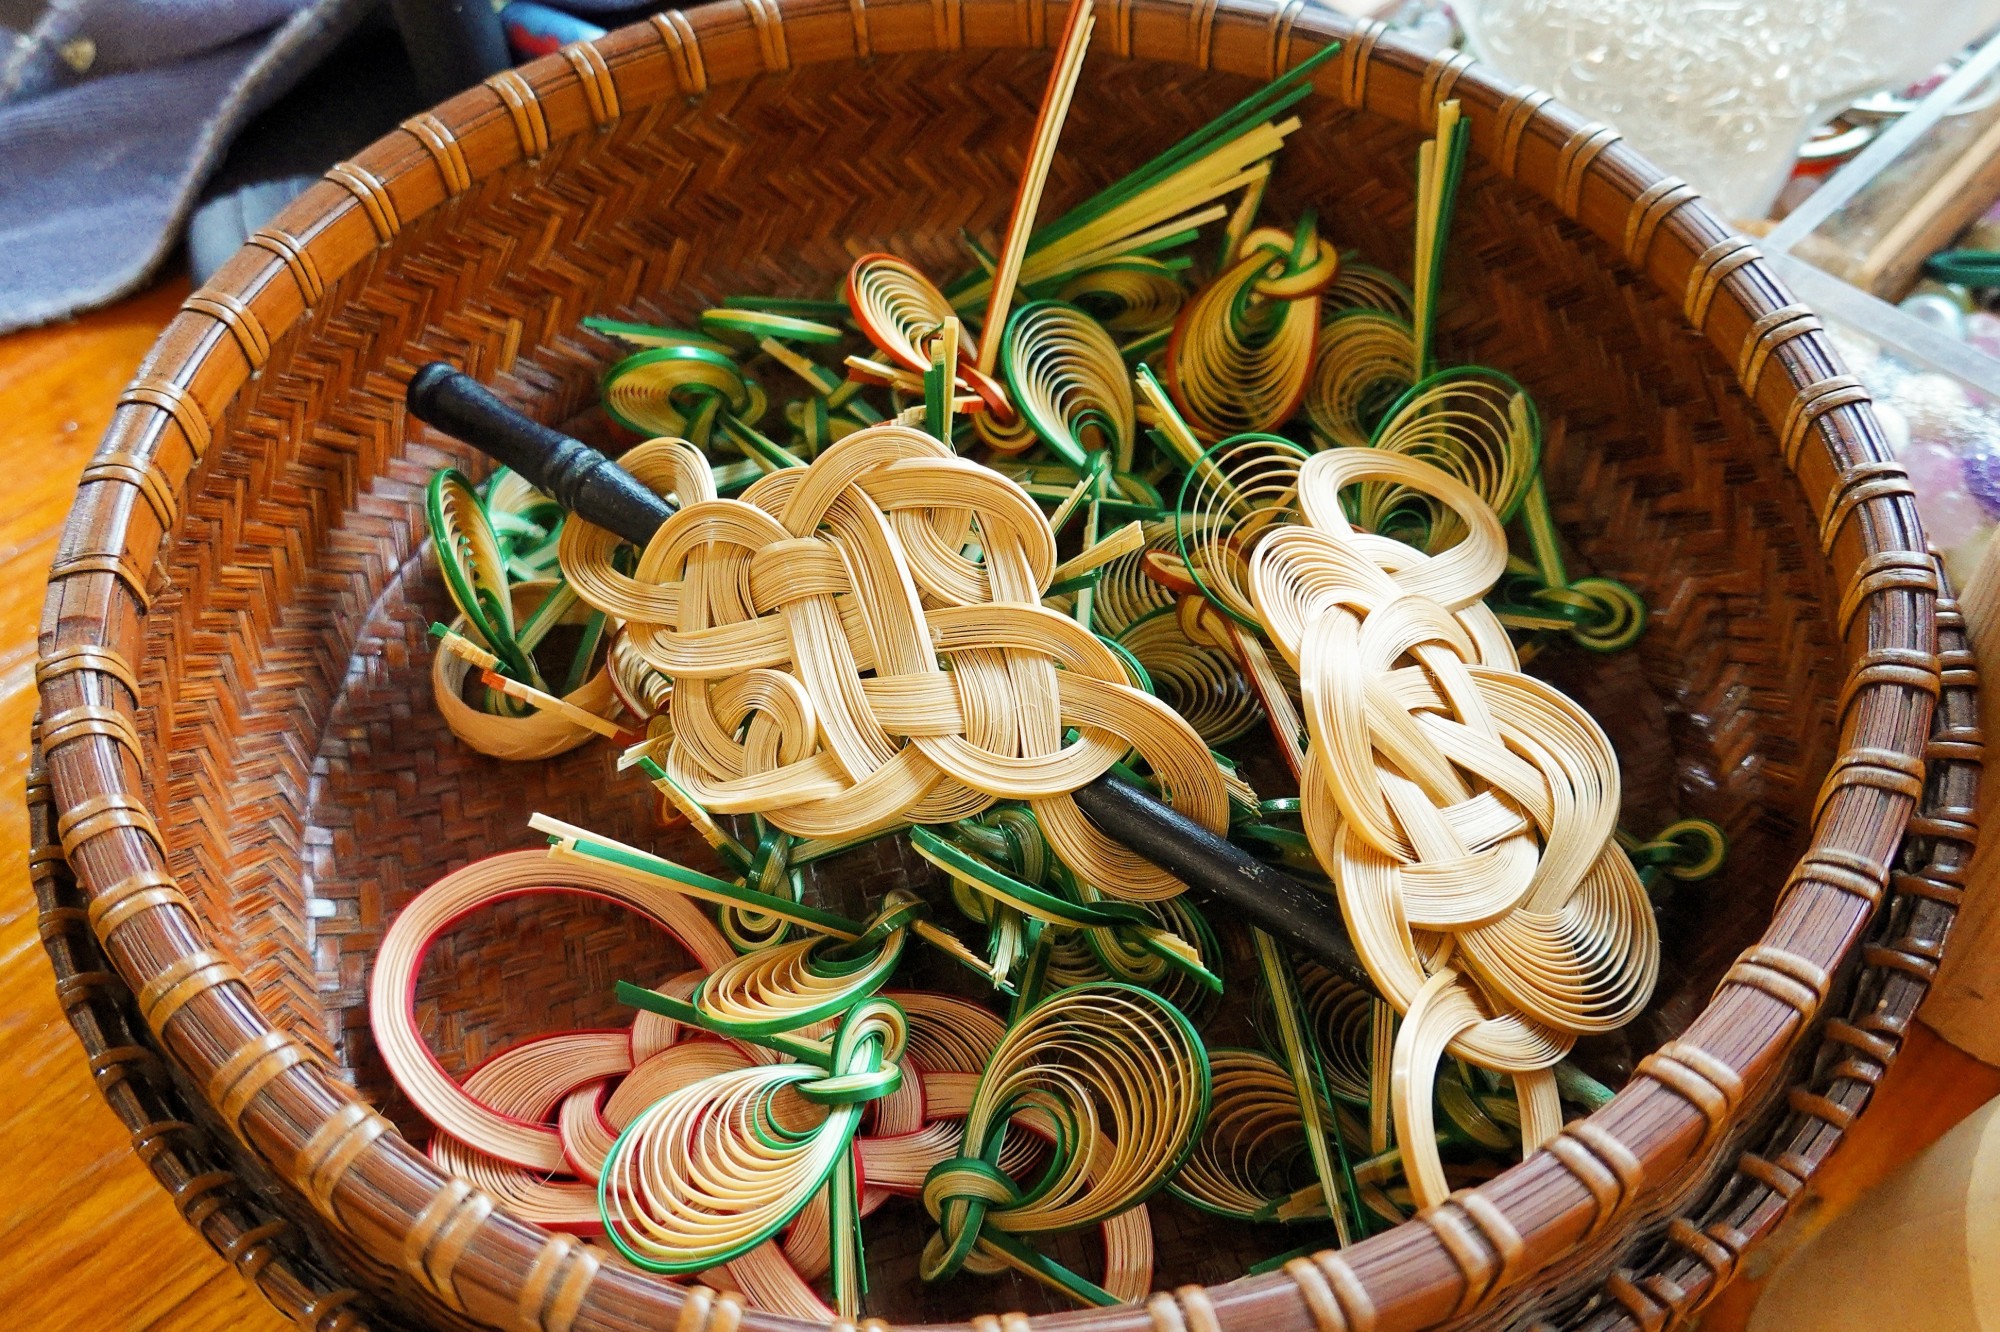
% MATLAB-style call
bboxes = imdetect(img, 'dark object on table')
[189,18,430,285]
[388,0,507,104]
[190,2,504,285]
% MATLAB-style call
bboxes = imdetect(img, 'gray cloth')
[0,0,375,333]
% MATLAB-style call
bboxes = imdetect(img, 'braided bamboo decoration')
[1249,448,1658,1209]
[560,423,1229,900]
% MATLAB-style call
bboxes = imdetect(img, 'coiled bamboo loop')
[431,582,619,761]
[1001,301,1137,471]
[1165,222,1330,437]
[598,998,908,1315]
[1325,259,1412,318]
[603,346,755,436]
[1303,311,1416,449]
[1117,609,1262,745]
[847,254,1014,420]
[369,850,732,1172]
[1296,963,1378,1105]
[1361,369,1540,538]
[429,468,538,684]
[1058,259,1188,333]
[485,468,565,581]
[1174,433,1309,629]
[920,984,1208,1303]
[691,893,919,1037]
[1169,1047,1326,1221]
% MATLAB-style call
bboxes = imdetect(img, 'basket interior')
[140,45,1847,1323]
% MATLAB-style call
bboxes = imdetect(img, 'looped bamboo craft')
[1166,219,1337,438]
[369,849,736,1170]
[1000,300,1136,471]
[920,983,1207,1302]
[1057,259,1186,334]
[1169,1047,1326,1223]
[431,580,622,760]
[686,892,919,1034]
[561,423,1230,899]
[1251,448,1657,1206]
[600,997,908,1278]
[847,255,1014,421]
[429,468,543,683]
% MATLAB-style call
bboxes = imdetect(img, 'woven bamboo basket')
[32,1,1985,1328]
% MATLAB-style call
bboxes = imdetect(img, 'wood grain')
[0,281,287,1332]
[1699,1020,2000,1332]
[1926,530,2000,1064]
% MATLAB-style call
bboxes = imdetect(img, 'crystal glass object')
[1455,0,2000,218]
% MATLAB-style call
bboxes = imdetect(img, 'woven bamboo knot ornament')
[560,422,1230,901]
[1249,448,1659,1208]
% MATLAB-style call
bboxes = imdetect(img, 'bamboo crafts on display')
[379,3,1727,1317]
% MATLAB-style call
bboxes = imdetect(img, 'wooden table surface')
[0,282,290,1332]
[0,283,1993,1332]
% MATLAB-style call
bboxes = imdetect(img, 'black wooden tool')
[407,363,670,546]
[405,361,1373,990]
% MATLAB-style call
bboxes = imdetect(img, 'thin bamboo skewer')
[976,0,1099,375]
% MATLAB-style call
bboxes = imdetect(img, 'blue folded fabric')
[0,0,375,333]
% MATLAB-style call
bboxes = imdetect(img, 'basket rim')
[34,1,1957,1330]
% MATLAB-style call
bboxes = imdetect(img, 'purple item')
[1958,447,2000,520]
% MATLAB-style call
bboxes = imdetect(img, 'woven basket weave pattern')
[33,1,1975,1329]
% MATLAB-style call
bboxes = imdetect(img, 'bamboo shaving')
[1168,1047,1326,1222]
[1166,224,1335,438]
[976,0,1098,374]
[431,580,620,760]
[920,984,1204,1304]
[369,850,733,1171]
[1001,301,1136,471]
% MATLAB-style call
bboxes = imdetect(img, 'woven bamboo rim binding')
[33,0,1973,1327]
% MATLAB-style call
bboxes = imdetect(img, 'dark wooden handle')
[406,362,675,548]
[1070,774,1370,989]
[406,364,1370,989]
